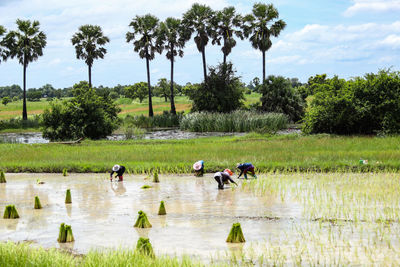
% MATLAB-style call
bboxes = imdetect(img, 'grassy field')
[0,134,400,173]
[0,94,262,120]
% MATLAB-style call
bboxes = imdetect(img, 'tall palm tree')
[71,25,109,88]
[211,7,243,65]
[242,3,286,82]
[0,25,6,62]
[183,3,214,83]
[126,14,160,117]
[156,17,190,114]
[2,19,46,120]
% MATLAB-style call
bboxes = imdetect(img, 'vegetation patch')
[3,205,19,219]
[34,196,42,209]
[134,210,152,228]
[226,223,245,243]
[57,223,74,243]
[136,237,154,257]
[158,201,166,215]
[65,189,72,204]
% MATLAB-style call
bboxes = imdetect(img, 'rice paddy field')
[1,172,400,266]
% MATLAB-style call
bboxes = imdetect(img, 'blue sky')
[0,0,399,89]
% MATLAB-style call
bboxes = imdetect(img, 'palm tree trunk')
[223,37,227,65]
[22,56,27,120]
[88,64,92,88]
[170,51,176,115]
[202,46,207,83]
[146,55,154,117]
[262,50,266,82]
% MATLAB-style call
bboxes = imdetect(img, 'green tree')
[211,6,243,65]
[2,19,47,120]
[156,17,190,114]
[27,90,42,101]
[188,62,245,113]
[243,3,286,82]
[126,14,161,117]
[124,82,148,103]
[0,25,6,62]
[2,97,11,106]
[183,3,214,83]
[42,81,120,141]
[71,25,110,88]
[155,78,169,102]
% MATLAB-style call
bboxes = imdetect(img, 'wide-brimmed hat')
[193,162,202,171]
[236,163,241,168]
[224,169,233,176]
[112,164,120,172]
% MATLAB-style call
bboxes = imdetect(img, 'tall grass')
[180,111,288,132]
[124,112,181,129]
[0,115,42,131]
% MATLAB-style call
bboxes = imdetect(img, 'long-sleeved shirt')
[214,171,236,189]
[110,165,126,177]
[237,163,253,178]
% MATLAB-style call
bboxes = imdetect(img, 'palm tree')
[242,3,286,82]
[211,7,243,65]
[156,17,190,114]
[183,3,214,83]
[0,25,6,62]
[2,19,46,120]
[126,14,161,117]
[71,25,110,88]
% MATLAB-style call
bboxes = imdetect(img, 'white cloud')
[344,0,400,16]
[379,34,400,49]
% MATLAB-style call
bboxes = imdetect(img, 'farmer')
[214,169,237,190]
[193,160,204,176]
[237,163,257,179]
[110,164,126,182]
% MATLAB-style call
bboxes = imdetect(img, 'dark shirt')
[214,171,236,189]
[237,163,253,178]
[110,165,126,177]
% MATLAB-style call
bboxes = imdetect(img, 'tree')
[71,25,109,88]
[27,90,42,101]
[2,19,47,120]
[187,62,245,113]
[155,78,170,102]
[126,14,161,117]
[156,17,190,114]
[211,6,243,65]
[2,97,11,106]
[42,81,120,141]
[243,3,286,82]
[183,3,214,83]
[0,25,6,62]
[124,82,148,103]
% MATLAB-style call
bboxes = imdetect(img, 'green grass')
[0,134,400,173]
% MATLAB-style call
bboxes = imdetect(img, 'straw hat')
[112,164,120,172]
[193,162,202,171]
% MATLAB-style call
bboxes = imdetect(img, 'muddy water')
[0,174,299,258]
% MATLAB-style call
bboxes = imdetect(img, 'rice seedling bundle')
[3,205,19,219]
[158,201,166,215]
[226,223,245,243]
[134,210,152,228]
[65,189,72,204]
[34,196,42,209]
[57,223,74,243]
[62,168,68,176]
[136,237,154,257]
[0,170,6,183]
[153,172,159,183]
[141,185,152,189]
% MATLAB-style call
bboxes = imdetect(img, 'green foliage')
[0,115,42,131]
[42,81,121,141]
[123,112,181,129]
[136,238,154,258]
[65,189,72,204]
[62,168,68,176]
[124,82,148,103]
[259,75,305,122]
[188,62,245,113]
[153,172,159,183]
[226,223,245,243]
[303,70,400,134]
[141,185,152,189]
[2,97,11,106]
[27,90,42,101]
[34,196,42,209]
[57,223,74,243]
[180,111,288,132]
[3,205,19,219]
[0,170,6,183]
[158,201,166,215]
[134,210,152,228]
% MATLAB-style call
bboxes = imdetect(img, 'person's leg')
[214,176,224,189]
[118,175,123,182]
[248,167,257,178]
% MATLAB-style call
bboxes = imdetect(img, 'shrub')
[123,111,181,129]
[180,111,288,132]
[42,81,121,141]
[0,116,42,131]
[187,62,245,113]
[259,75,305,122]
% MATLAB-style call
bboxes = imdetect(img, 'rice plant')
[57,223,74,243]
[153,172,159,183]
[62,168,68,176]
[0,170,6,183]
[3,205,19,219]
[158,201,166,215]
[34,196,42,209]
[65,189,72,204]
[134,211,152,228]
[136,237,154,257]
[226,223,245,243]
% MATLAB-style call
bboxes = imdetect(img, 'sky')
[0,0,399,89]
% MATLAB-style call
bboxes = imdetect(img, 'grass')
[0,134,400,173]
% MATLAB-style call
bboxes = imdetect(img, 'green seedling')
[226,223,245,243]
[134,210,152,228]
[141,185,152,189]
[136,237,154,257]
[62,168,68,176]
[153,172,159,183]
[65,189,72,204]
[3,205,19,219]
[158,201,166,215]
[34,196,42,209]
[0,170,6,183]
[57,223,74,243]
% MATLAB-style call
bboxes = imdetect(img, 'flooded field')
[1,173,400,265]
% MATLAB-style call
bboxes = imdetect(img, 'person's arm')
[237,169,243,178]
[110,170,114,177]
[228,176,237,185]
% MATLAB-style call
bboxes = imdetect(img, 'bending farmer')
[110,164,126,182]
[237,163,257,179]
[214,169,237,190]
[193,160,204,176]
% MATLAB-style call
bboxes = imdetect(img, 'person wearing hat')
[236,163,257,179]
[193,160,204,176]
[110,164,126,182]
[214,169,237,190]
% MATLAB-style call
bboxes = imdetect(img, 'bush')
[260,75,305,122]
[123,111,182,129]
[187,62,245,113]
[42,81,121,141]
[303,70,400,134]
[180,111,288,132]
